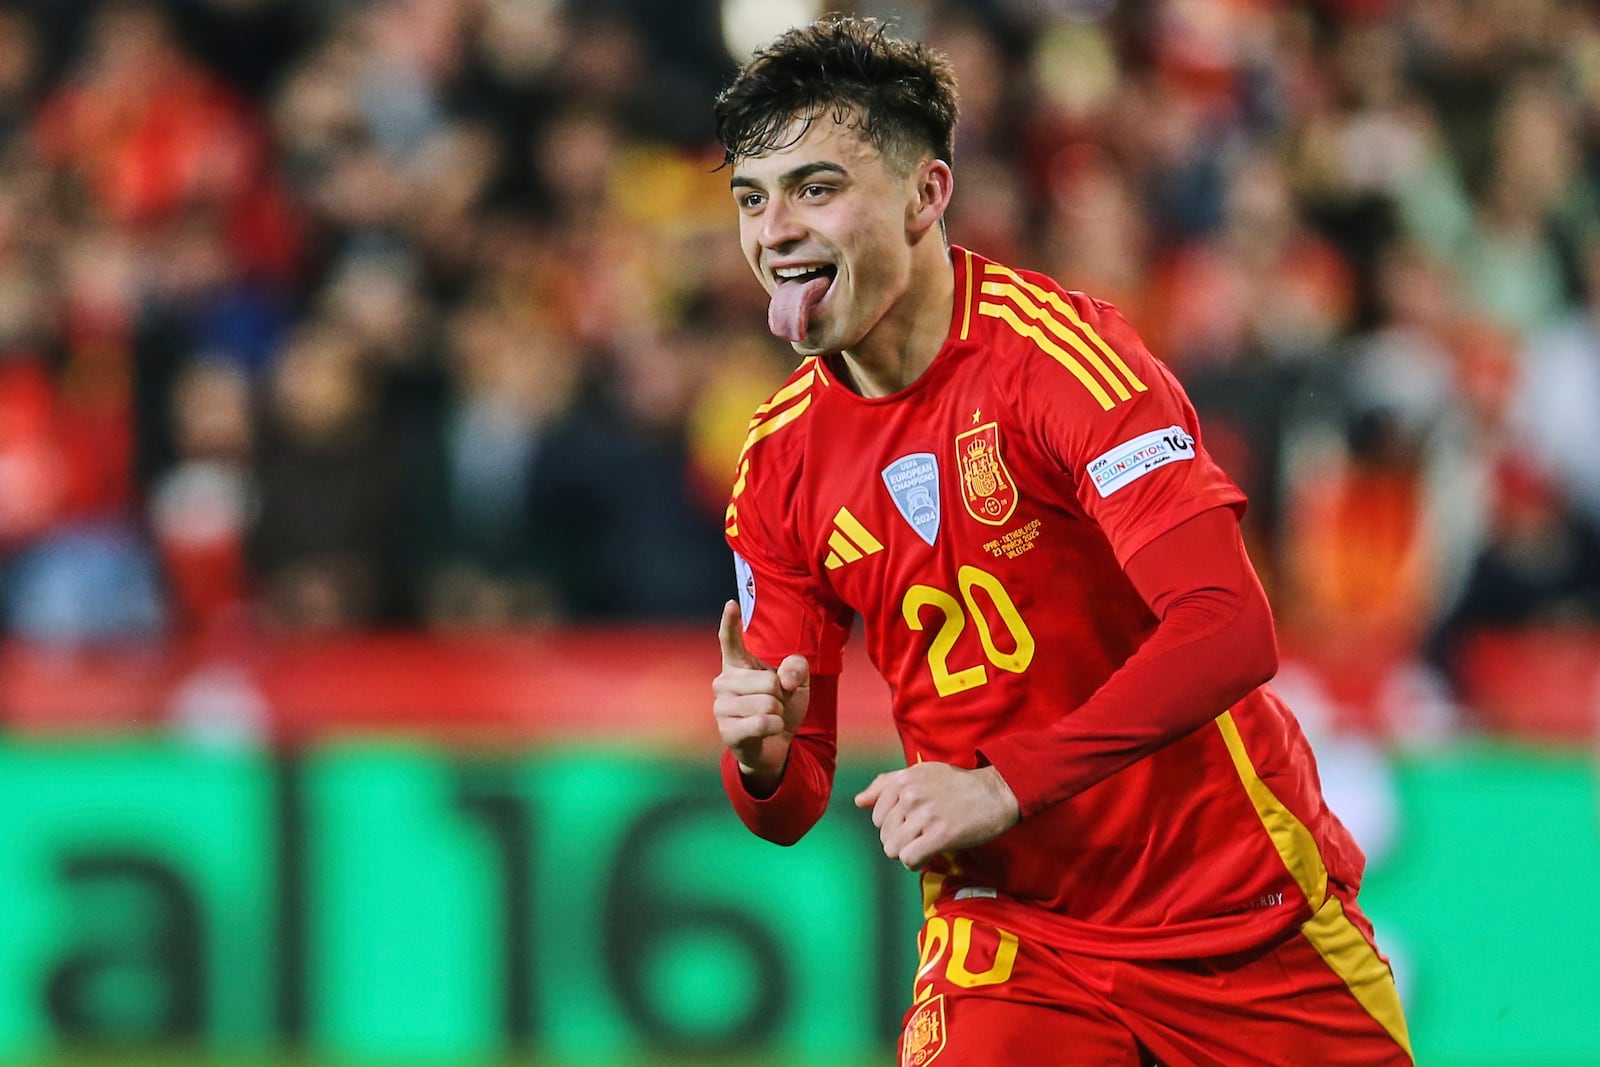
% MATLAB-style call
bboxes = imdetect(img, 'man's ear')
[907,158,954,239]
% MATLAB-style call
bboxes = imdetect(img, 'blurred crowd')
[2,0,1600,694]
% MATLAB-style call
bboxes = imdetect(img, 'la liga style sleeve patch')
[1086,425,1195,498]
[733,552,756,629]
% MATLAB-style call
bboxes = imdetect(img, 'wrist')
[737,739,792,796]
[738,763,782,797]
[979,764,1021,828]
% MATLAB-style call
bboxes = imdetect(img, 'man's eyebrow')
[730,161,849,191]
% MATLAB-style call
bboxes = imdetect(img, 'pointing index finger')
[719,600,759,669]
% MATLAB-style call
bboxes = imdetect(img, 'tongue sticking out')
[768,275,831,343]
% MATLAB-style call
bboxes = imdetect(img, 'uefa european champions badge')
[881,453,941,546]
[733,552,755,629]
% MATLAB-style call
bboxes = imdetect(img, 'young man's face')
[731,115,923,355]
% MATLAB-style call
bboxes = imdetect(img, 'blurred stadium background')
[1,0,1599,1064]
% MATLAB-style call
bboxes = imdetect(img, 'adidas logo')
[824,507,884,570]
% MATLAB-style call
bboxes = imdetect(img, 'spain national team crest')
[900,994,948,1067]
[956,422,1018,526]
[882,453,941,546]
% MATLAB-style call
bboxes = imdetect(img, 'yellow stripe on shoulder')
[751,360,818,420]
[980,280,1132,402]
[960,248,975,341]
[727,361,821,533]
[978,301,1117,411]
[738,361,818,455]
[982,264,1148,394]
[740,392,812,455]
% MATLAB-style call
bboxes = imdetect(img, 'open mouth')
[768,264,838,342]
[774,264,837,286]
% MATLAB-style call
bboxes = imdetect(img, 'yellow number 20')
[913,916,1021,1002]
[901,565,1035,697]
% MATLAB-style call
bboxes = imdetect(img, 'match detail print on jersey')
[955,421,1018,526]
[1086,425,1196,498]
[882,453,942,546]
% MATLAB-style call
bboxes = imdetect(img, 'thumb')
[718,600,760,669]
[854,773,886,809]
[775,654,811,726]
[776,654,810,698]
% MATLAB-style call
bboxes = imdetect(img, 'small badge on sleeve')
[1086,425,1194,498]
[733,552,755,629]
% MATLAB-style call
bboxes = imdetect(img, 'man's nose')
[759,196,805,249]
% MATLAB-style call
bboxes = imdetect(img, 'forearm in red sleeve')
[977,507,1278,818]
[721,673,840,845]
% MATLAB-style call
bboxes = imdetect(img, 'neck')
[838,240,955,398]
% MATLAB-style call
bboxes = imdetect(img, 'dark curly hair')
[713,16,959,175]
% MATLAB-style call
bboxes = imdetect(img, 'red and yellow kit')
[720,247,1408,1062]
[722,247,1409,1060]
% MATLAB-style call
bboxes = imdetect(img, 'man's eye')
[740,193,766,210]
[800,184,831,199]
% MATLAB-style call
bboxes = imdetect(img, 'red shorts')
[898,891,1411,1067]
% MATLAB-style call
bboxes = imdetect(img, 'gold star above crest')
[971,408,982,425]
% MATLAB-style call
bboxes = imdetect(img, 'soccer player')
[709,17,1411,1066]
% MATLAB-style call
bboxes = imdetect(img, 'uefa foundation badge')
[1086,425,1195,498]
[882,453,941,546]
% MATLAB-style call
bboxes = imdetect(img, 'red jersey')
[724,247,1365,959]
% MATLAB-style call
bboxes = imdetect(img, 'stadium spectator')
[147,357,255,631]
[249,319,405,629]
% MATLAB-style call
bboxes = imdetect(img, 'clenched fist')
[855,762,1020,870]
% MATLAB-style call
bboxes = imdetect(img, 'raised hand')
[854,762,1020,870]
[712,600,812,785]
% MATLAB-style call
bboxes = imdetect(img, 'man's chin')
[789,319,858,358]
[788,329,837,356]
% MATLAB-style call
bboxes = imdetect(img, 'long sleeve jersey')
[722,246,1365,959]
